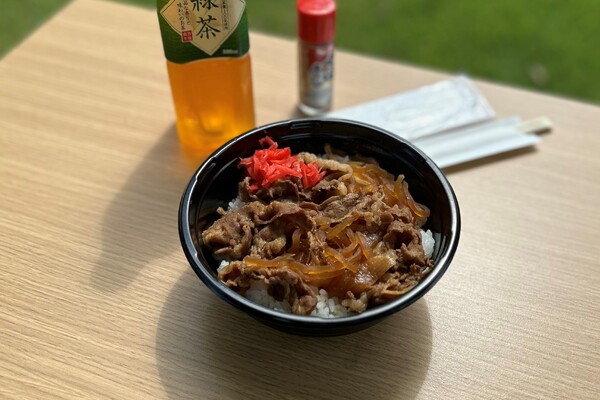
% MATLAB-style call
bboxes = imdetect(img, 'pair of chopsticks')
[412,116,553,168]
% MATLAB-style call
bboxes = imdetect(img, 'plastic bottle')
[157,0,255,152]
[297,0,336,116]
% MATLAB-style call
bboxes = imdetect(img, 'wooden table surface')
[1,0,599,399]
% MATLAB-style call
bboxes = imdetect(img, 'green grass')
[0,0,70,56]
[2,0,598,103]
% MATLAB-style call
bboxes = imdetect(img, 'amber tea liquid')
[166,54,255,150]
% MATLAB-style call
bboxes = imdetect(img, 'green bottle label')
[157,0,249,63]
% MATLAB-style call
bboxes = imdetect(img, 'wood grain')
[1,0,598,399]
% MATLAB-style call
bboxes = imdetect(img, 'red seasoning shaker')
[297,0,336,115]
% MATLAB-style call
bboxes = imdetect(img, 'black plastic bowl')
[179,119,460,336]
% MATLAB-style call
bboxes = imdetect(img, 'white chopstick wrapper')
[412,117,541,168]
[327,75,495,140]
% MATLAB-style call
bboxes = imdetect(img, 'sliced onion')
[323,246,359,274]
[243,256,346,277]
[365,252,396,282]
[402,181,430,218]
[340,240,359,258]
[288,228,303,254]
[356,232,374,259]
[326,214,358,239]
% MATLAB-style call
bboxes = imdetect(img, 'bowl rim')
[179,118,460,328]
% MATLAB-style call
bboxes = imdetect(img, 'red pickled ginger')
[238,137,326,191]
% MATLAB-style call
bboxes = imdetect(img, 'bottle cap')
[297,0,336,44]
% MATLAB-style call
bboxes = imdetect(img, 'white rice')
[218,260,230,273]
[227,196,243,212]
[421,229,434,258]
[310,289,350,318]
[245,280,293,313]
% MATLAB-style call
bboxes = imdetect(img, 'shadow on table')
[91,125,208,292]
[156,269,433,400]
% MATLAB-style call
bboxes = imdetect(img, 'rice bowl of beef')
[179,119,460,336]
